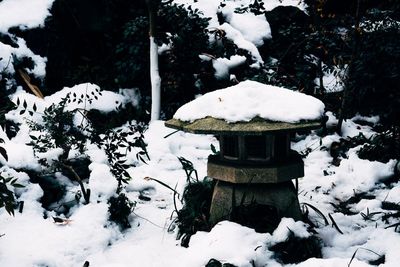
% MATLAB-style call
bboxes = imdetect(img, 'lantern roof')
[165,116,321,135]
[166,80,323,135]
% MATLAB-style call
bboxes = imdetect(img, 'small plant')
[176,178,214,247]
[23,91,149,205]
[235,0,266,15]
[25,94,93,203]
[95,122,149,193]
[174,156,214,247]
[357,129,400,163]
[177,156,198,183]
[107,193,135,230]
[269,229,322,264]
[348,248,385,267]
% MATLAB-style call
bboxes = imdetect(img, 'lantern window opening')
[244,135,274,162]
[221,135,239,160]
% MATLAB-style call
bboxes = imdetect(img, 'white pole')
[150,36,161,121]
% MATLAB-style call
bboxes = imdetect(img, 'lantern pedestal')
[209,180,302,226]
[207,155,303,226]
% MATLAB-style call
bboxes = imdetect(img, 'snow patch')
[212,55,246,79]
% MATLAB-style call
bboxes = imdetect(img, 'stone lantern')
[165,81,324,227]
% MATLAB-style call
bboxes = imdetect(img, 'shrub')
[269,230,322,264]
[24,92,149,206]
[107,193,135,230]
[176,178,214,247]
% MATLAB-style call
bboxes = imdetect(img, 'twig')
[17,69,44,99]
[329,213,343,234]
[144,176,180,197]
[163,130,179,139]
[302,202,329,226]
[348,247,382,267]
[60,162,90,204]
[132,211,164,228]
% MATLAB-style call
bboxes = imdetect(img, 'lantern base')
[209,180,302,228]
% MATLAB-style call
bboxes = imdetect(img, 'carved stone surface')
[207,155,304,184]
[165,117,321,135]
[209,180,302,226]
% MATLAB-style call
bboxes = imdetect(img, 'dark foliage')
[329,129,400,168]
[330,191,375,216]
[329,133,368,165]
[0,174,23,216]
[114,16,149,89]
[358,130,400,163]
[87,105,145,133]
[346,28,400,124]
[61,158,92,181]
[0,33,18,48]
[35,0,148,93]
[26,94,88,157]
[0,59,17,130]
[107,193,135,230]
[12,0,211,120]
[269,230,322,264]
[24,92,149,204]
[262,6,315,92]
[95,122,149,192]
[24,95,93,204]
[235,0,266,16]
[156,4,210,117]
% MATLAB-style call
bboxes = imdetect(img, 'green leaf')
[0,146,8,161]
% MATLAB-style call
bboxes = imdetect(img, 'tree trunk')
[146,0,161,121]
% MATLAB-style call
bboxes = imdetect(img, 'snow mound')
[173,80,325,123]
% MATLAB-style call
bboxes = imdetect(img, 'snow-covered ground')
[0,85,399,267]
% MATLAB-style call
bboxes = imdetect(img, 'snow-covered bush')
[22,92,149,207]
[107,193,136,230]
[95,122,149,192]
